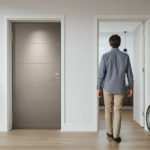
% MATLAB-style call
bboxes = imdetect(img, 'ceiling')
[99,21,142,33]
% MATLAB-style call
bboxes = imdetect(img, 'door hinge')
[142,68,144,72]
[142,111,144,116]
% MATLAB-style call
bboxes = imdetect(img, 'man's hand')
[97,90,101,98]
[127,90,132,97]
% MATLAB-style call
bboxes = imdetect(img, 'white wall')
[0,0,150,131]
[99,33,133,85]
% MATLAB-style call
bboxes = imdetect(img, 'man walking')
[97,35,133,143]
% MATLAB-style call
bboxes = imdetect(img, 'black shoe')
[106,132,113,139]
[113,137,121,143]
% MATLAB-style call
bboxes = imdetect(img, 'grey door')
[12,22,61,129]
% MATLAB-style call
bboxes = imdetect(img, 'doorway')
[98,21,144,127]
[3,15,65,132]
[94,15,150,132]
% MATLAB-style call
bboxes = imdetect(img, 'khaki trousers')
[103,88,125,138]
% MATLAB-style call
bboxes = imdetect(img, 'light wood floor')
[0,110,150,150]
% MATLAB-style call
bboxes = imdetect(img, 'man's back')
[97,48,133,94]
[97,34,133,143]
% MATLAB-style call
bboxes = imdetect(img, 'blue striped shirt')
[97,48,134,94]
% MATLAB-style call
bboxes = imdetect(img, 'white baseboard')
[99,106,133,110]
[1,123,97,132]
[62,123,97,132]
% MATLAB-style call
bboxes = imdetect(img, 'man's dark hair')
[109,34,121,48]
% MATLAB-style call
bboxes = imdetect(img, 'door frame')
[4,15,65,131]
[94,15,150,131]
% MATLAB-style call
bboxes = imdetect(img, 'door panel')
[144,19,149,130]
[13,64,60,84]
[12,22,61,129]
[13,23,61,44]
[13,44,61,64]
[12,84,61,104]
[133,22,144,127]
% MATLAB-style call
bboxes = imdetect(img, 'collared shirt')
[97,48,134,94]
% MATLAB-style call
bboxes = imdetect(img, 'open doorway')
[98,21,145,128]
[94,16,150,132]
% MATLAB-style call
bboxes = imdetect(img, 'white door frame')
[94,15,150,131]
[3,15,65,131]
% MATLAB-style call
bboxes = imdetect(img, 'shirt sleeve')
[97,55,106,90]
[126,55,134,90]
